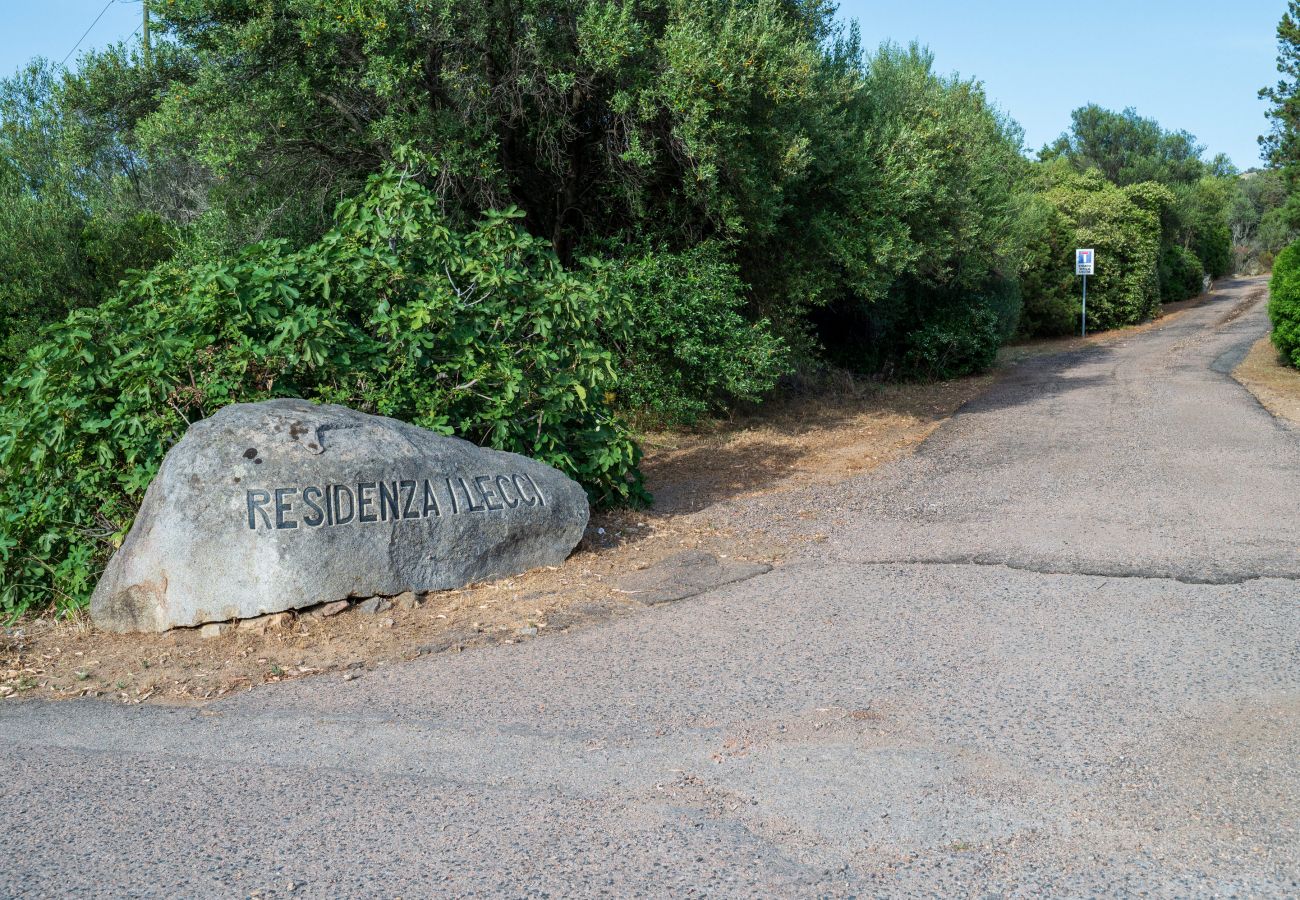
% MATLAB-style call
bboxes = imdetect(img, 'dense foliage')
[1228,170,1295,273]
[1042,105,1233,187]
[1262,1,1300,231]
[1262,1,1300,368]
[0,1,1246,615]
[0,61,177,363]
[1270,242,1300,368]
[1022,169,1165,331]
[0,169,645,615]
[608,241,788,427]
[1040,105,1233,305]
[811,44,1027,378]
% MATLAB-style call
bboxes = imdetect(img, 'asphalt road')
[3,277,1297,898]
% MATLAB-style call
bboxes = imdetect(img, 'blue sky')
[1,0,1288,169]
[842,0,1284,168]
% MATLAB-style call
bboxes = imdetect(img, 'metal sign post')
[1082,274,1087,337]
[1076,248,1095,336]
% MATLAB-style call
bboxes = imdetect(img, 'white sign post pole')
[1082,273,1087,338]
[1076,249,1095,337]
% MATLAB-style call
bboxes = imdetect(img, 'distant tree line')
[0,0,1250,616]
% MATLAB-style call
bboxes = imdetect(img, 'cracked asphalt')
[3,277,1298,897]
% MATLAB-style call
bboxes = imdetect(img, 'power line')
[60,0,118,68]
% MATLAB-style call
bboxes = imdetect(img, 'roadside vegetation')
[0,1,1257,618]
[1263,2,1300,369]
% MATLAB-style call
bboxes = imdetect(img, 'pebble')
[237,612,294,633]
[199,623,234,639]
[314,600,350,618]
[356,597,394,614]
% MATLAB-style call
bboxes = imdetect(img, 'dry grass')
[1234,337,1300,426]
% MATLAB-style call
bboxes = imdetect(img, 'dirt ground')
[0,288,1247,706]
[1234,336,1300,426]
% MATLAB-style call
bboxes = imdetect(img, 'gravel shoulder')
[1234,333,1300,425]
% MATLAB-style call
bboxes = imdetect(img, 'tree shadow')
[633,374,977,516]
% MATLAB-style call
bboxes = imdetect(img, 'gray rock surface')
[90,399,588,632]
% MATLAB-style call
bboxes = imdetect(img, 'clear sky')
[0,0,1288,169]
[0,1,143,73]
[841,0,1286,170]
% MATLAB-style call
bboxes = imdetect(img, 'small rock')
[516,626,539,637]
[199,622,235,638]
[393,591,420,611]
[237,612,294,633]
[355,597,381,614]
[380,617,395,628]
[342,672,359,682]
[315,600,350,618]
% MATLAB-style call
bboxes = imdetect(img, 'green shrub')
[1159,244,1205,303]
[1269,241,1300,368]
[1193,221,1233,280]
[609,242,789,427]
[1023,170,1163,333]
[1016,195,1079,337]
[901,298,1002,380]
[0,167,645,617]
[1018,290,1078,337]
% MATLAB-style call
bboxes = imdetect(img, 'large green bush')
[0,167,644,617]
[609,242,789,427]
[901,297,1002,380]
[1158,244,1205,303]
[1026,169,1164,332]
[812,44,1027,373]
[1015,194,1079,337]
[1270,241,1300,367]
[0,59,182,364]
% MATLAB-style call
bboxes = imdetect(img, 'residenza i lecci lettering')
[91,400,590,633]
[244,471,548,531]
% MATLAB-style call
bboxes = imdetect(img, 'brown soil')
[0,290,1222,706]
[1234,337,1300,426]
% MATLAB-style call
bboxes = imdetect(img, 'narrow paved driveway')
[4,278,1297,897]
